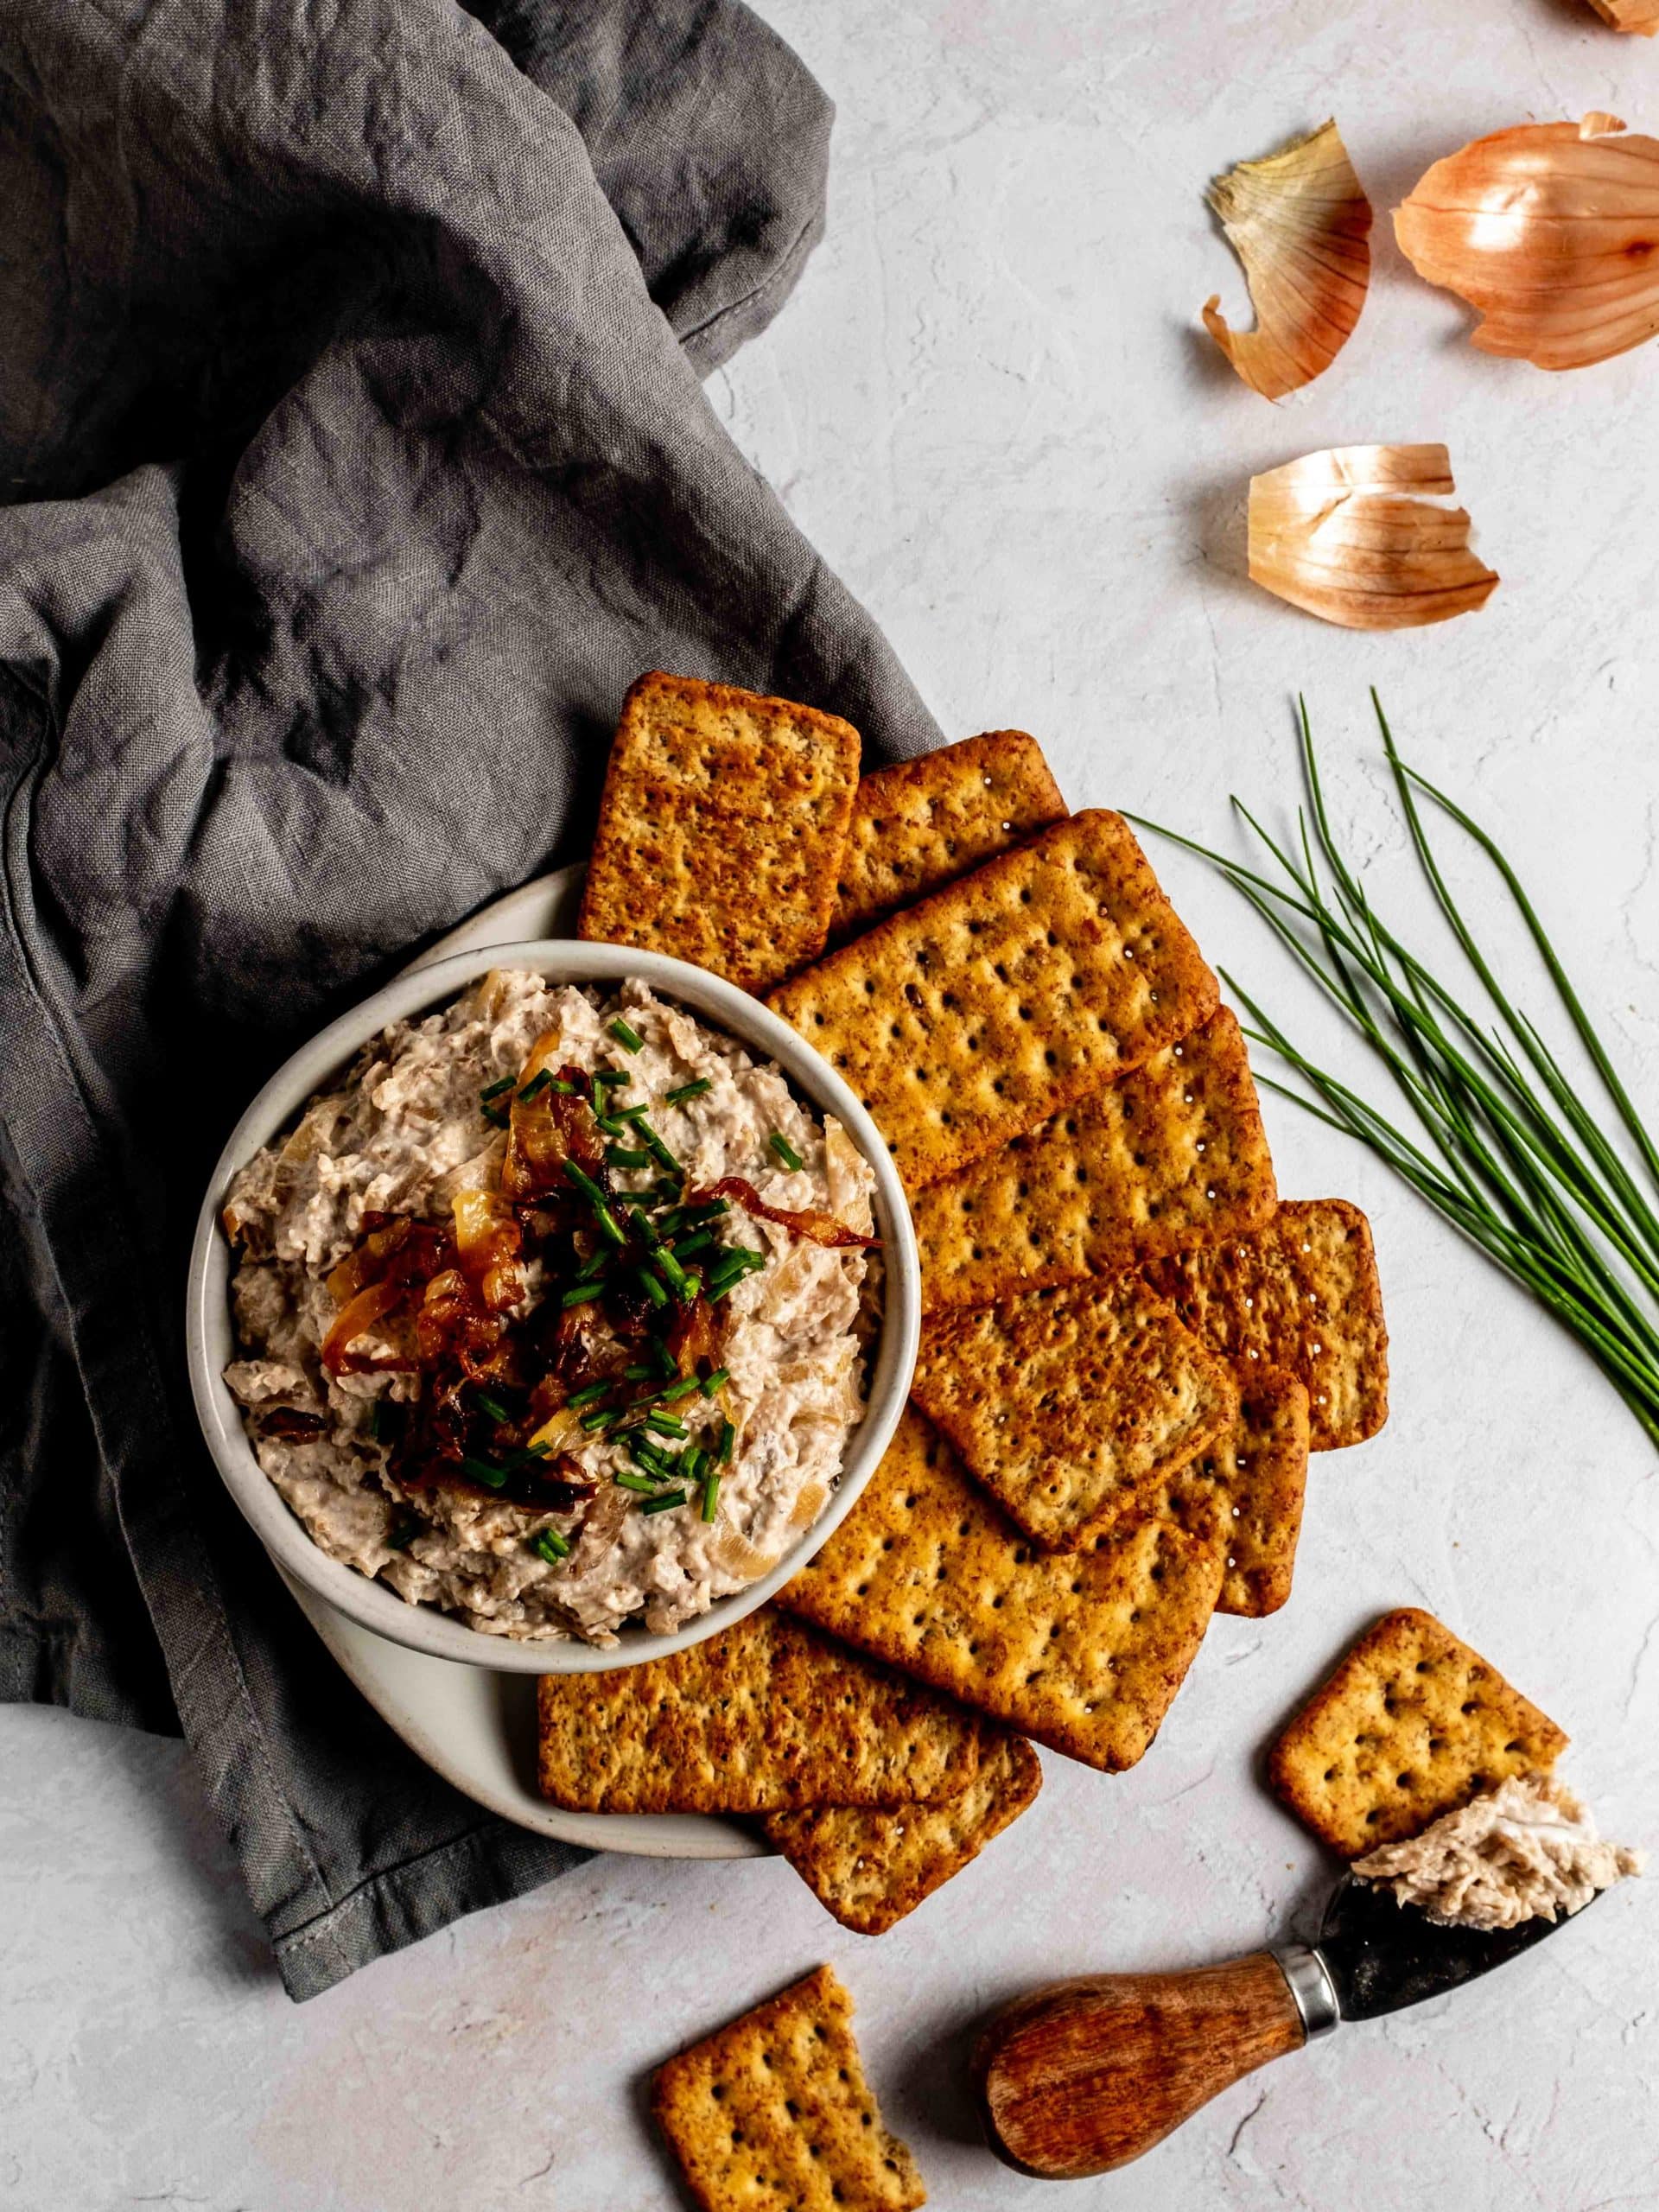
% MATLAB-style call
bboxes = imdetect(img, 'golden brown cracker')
[763,1735,1042,1936]
[535,1606,984,1815]
[1171,1364,1309,1618]
[577,671,861,994]
[652,1964,926,2212]
[1144,1198,1388,1450]
[779,1408,1224,1771]
[1268,1607,1569,1857]
[830,731,1067,941]
[911,1277,1240,1551]
[769,810,1219,1189]
[913,1006,1277,1313]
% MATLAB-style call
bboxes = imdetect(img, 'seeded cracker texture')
[911,1277,1240,1551]
[652,1965,926,2212]
[779,1408,1224,1770]
[912,1005,1278,1313]
[576,671,861,995]
[1268,1607,1569,1858]
[1173,1363,1310,1618]
[763,1734,1043,1936]
[768,810,1219,1190]
[1144,1198,1389,1450]
[829,729,1068,942]
[534,1605,988,1815]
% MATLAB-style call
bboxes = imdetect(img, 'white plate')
[279,863,766,1859]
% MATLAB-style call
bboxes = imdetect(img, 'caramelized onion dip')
[1353,1771,1643,1932]
[221,969,880,1644]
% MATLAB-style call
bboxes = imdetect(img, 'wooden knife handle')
[969,1952,1309,2179]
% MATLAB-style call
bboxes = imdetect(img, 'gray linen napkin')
[0,0,938,1999]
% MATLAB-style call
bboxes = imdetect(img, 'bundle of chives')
[1135,694,1659,1448]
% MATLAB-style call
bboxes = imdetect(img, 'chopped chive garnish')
[700,1472,720,1522]
[593,1202,626,1248]
[386,1516,422,1549]
[652,1336,678,1381]
[671,1229,715,1260]
[680,1445,706,1487]
[575,1247,611,1281]
[654,1245,692,1298]
[645,1410,687,1438]
[642,1489,687,1515]
[630,1439,671,1475]
[594,1067,627,1090]
[768,1132,804,1172]
[480,1076,516,1102]
[615,1471,663,1494]
[659,1376,700,1402]
[623,1362,653,1381]
[474,1391,513,1424]
[461,1455,508,1489]
[580,1406,620,1432]
[563,1159,607,1205]
[482,1107,509,1129]
[606,1145,653,1171]
[649,1176,683,1204]
[609,1018,645,1053]
[566,1380,613,1409]
[636,1268,669,1309]
[533,1529,571,1563]
[640,1125,682,1173]
[716,1417,735,1465]
[561,1281,607,1307]
[699,1367,730,1398]
[516,1069,553,1103]
[683,1198,731,1224]
[666,1078,713,1105]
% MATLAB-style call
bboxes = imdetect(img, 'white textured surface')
[7,3,1659,2205]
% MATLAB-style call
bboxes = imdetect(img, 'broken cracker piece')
[764,1735,1043,1936]
[830,730,1067,942]
[771,810,1219,1189]
[1268,1606,1568,1858]
[913,1006,1277,1312]
[1172,1363,1310,1618]
[779,1407,1224,1772]
[1144,1198,1387,1449]
[577,671,861,994]
[912,1276,1240,1551]
[653,1964,926,2212]
[535,1606,985,1815]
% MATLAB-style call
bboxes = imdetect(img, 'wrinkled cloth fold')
[0,0,937,1999]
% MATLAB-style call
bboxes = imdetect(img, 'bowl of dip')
[185,942,920,1673]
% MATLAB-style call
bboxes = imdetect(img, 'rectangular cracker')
[913,1006,1277,1313]
[1143,1198,1388,1450]
[653,1964,926,2212]
[830,730,1068,942]
[576,671,861,994]
[1268,1607,1569,1858]
[769,810,1219,1190]
[535,1606,985,1815]
[912,1276,1240,1551]
[779,1407,1224,1771]
[763,1734,1043,1936]
[1170,1364,1309,1618]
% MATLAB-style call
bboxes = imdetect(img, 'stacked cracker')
[550,673,1390,1933]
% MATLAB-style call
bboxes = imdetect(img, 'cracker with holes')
[911,1276,1240,1551]
[830,730,1068,943]
[1168,1363,1309,1618]
[535,1606,987,1815]
[779,1407,1224,1770]
[913,1006,1277,1312]
[769,810,1218,1189]
[652,1963,926,2212]
[1268,1607,1568,1858]
[1143,1198,1388,1449]
[763,1734,1043,1936]
[576,671,861,994]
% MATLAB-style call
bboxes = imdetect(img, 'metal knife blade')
[1314,1873,1603,2023]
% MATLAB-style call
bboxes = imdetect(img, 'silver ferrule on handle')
[1272,1943,1340,2043]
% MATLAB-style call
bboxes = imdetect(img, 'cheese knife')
[969,1874,1604,2179]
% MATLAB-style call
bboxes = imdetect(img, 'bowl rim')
[184,938,920,1675]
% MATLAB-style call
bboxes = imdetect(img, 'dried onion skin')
[1395,117,1659,371]
[1248,444,1499,632]
[1202,118,1373,400]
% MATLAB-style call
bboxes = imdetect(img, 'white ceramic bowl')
[185,941,920,1675]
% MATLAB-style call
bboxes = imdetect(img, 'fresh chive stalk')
[533,1529,571,1564]
[474,1390,514,1424]
[1135,694,1659,1448]
[769,1132,804,1172]
[666,1078,713,1105]
[609,1018,645,1053]
[642,1490,687,1515]
[461,1455,509,1489]
[699,1366,730,1398]
[560,1282,606,1308]
[518,1070,554,1104]
[566,1380,612,1409]
[615,1471,663,1494]
[699,1472,720,1522]
[480,1077,515,1103]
